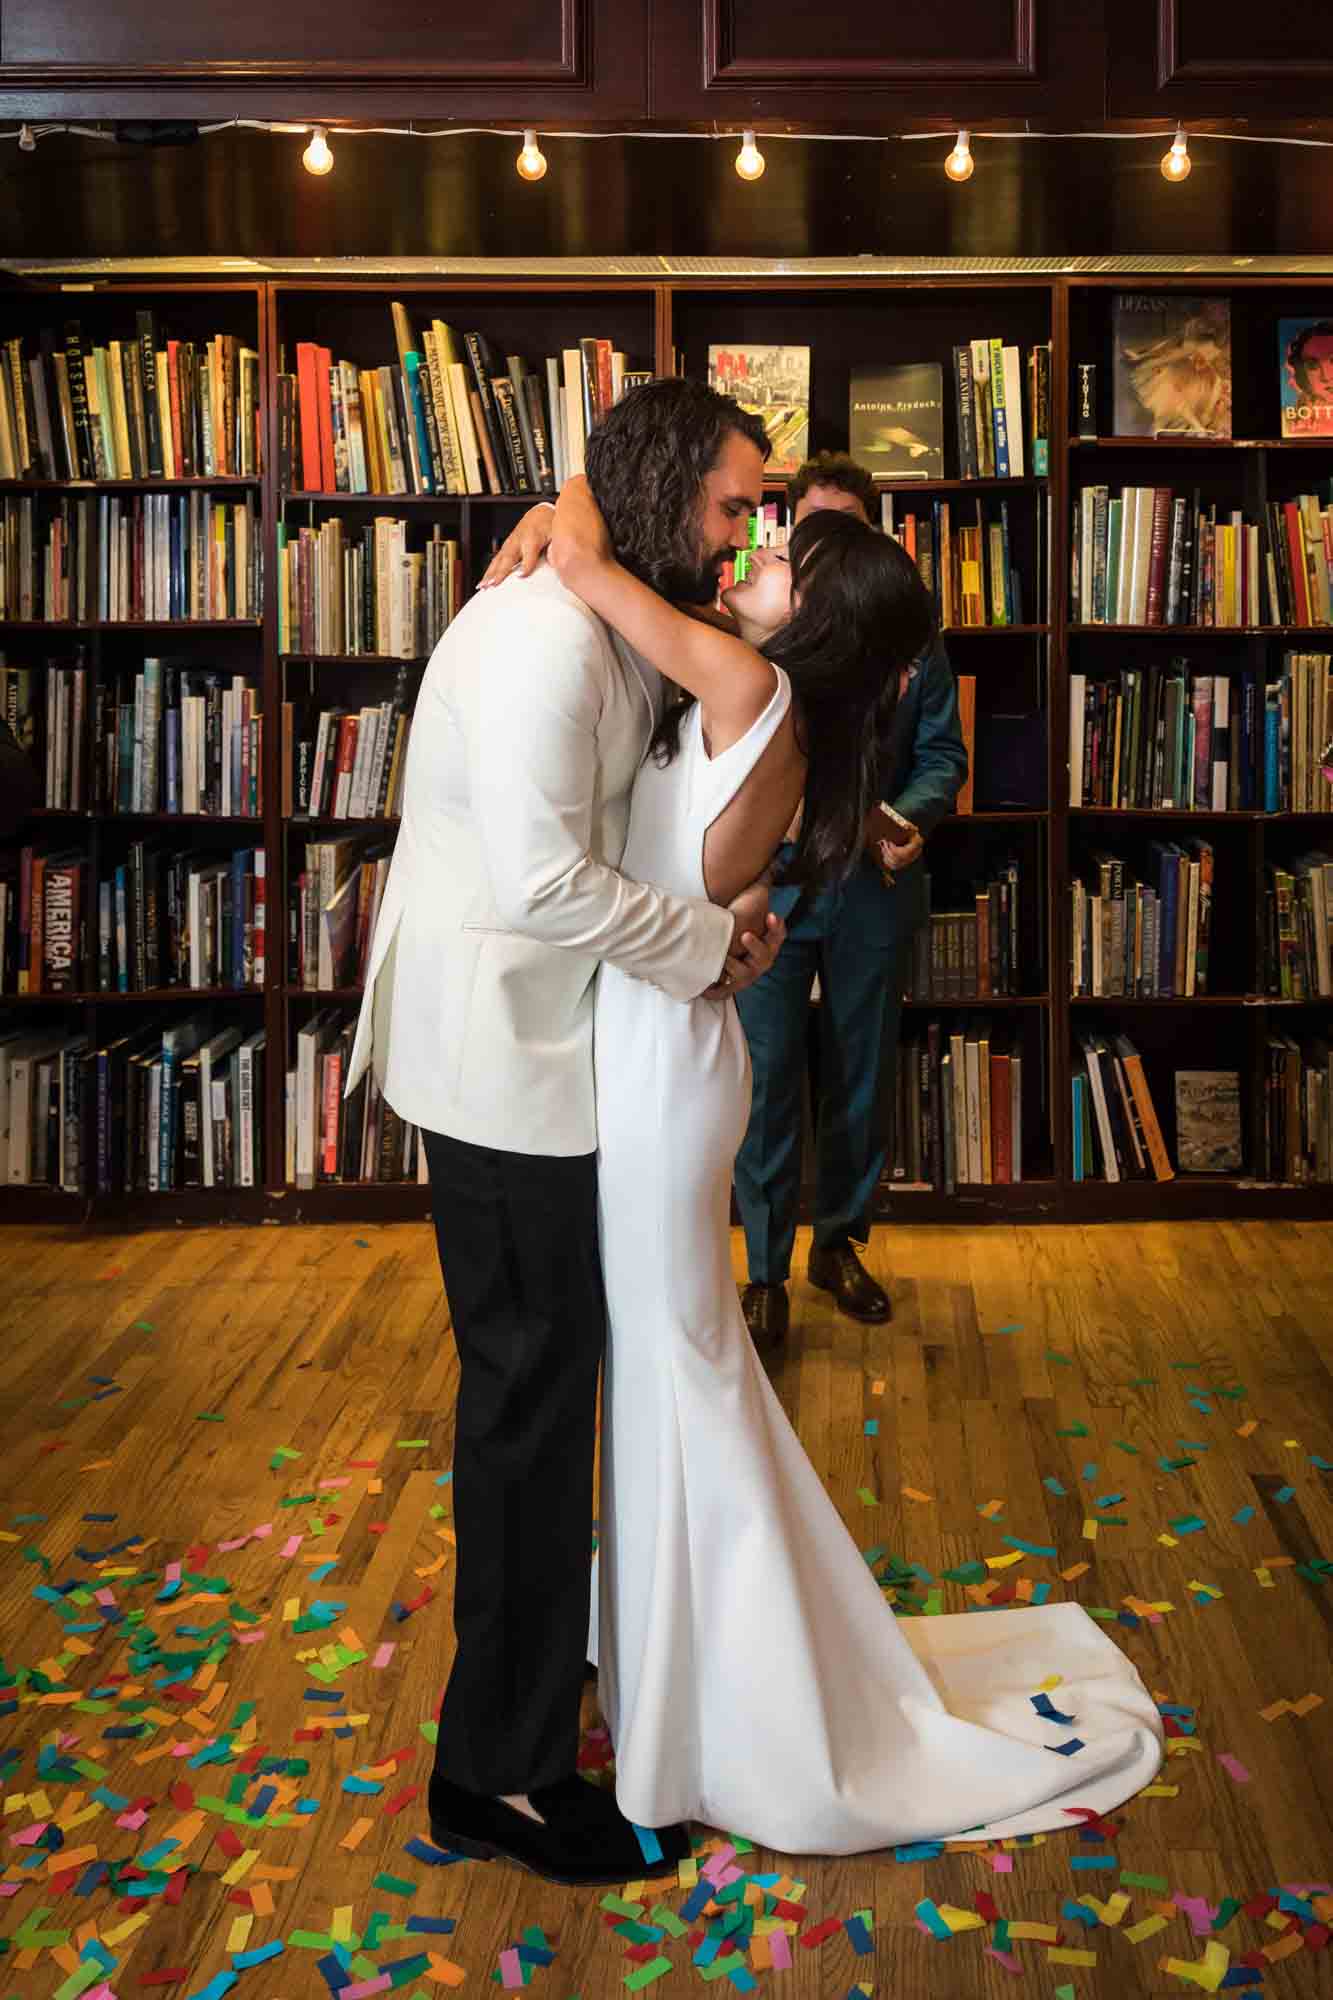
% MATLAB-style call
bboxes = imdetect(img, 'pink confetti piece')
[342,1979,392,2000]
[0,1883,21,1899]
[984,1947,1023,1973]
[372,1643,396,1669]
[320,1477,352,1490]
[702,1844,737,1883]
[1174,1894,1216,1936]
[990,1852,1014,1874]
[769,1932,792,1970]
[116,1809,149,1830]
[10,1822,49,1846]
[280,1535,303,1558]
[251,1522,273,1539]
[216,1535,251,1553]
[1217,1753,1251,1783]
[499,1947,525,1988]
[95,1587,118,1607]
[237,1628,268,1645]
[164,1560,182,1583]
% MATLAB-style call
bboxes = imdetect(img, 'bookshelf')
[2,269,1331,1223]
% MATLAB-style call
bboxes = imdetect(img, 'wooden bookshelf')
[3,269,1331,1222]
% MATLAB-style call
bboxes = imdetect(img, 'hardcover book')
[1174,1068,1243,1172]
[849,363,944,479]
[707,344,810,472]
[1279,317,1333,438]
[1111,295,1232,438]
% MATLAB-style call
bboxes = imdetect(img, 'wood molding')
[701,0,1036,89]
[1156,0,1333,86]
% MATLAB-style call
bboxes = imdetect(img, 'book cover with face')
[1280,317,1333,437]
[1111,295,1232,438]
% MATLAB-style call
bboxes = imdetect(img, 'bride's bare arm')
[548,478,775,742]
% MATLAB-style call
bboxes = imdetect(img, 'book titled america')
[849,364,944,479]
[1280,317,1333,438]
[1111,294,1232,438]
[707,344,809,473]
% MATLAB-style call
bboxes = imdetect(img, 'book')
[1111,294,1232,438]
[707,344,809,473]
[1174,1069,1243,1172]
[1279,317,1333,438]
[848,364,944,479]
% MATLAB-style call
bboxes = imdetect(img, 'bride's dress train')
[590,666,1163,1853]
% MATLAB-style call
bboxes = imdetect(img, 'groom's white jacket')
[344,563,734,1155]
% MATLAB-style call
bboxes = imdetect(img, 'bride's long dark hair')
[650,510,936,889]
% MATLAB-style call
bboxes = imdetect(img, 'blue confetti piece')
[233,1941,285,1970]
[727,1970,759,1994]
[994,1323,1022,1334]
[78,1939,116,1973]
[377,1954,431,1982]
[406,1915,458,1934]
[681,1879,715,1922]
[1082,1463,1098,1481]
[1094,1493,1125,1508]
[1032,1692,1076,1724]
[1310,1455,1332,1472]
[1043,1476,1067,1496]
[894,1841,945,1862]
[1158,1703,1196,1717]
[342,1775,382,1795]
[864,1419,879,1436]
[1061,1900,1101,1926]
[187,1974,239,2000]
[1233,1505,1256,1523]
[316,1952,352,1993]
[1070,1854,1116,1870]
[844,1914,875,1954]
[1274,1486,1295,1503]
[1047,1738,1085,1756]
[1030,1581,1052,1605]
[309,1560,339,1583]
[403,1836,464,1866]
[632,1822,664,1865]
[1002,1536,1057,1557]
[75,1862,108,1896]
[247,1785,278,1819]
[82,1512,117,1523]
[1177,1440,1210,1452]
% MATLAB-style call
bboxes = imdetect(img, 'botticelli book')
[1280,319,1333,439]
[1111,294,1232,439]
[849,364,944,480]
[707,345,810,473]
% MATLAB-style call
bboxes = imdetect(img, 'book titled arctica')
[849,363,944,479]
[1280,317,1333,437]
[1111,294,1232,438]
[707,344,809,472]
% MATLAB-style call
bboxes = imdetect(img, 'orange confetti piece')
[339,1817,373,1852]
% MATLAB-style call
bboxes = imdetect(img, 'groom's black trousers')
[422,1127,605,1796]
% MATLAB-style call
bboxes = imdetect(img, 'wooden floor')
[1,1217,1332,1998]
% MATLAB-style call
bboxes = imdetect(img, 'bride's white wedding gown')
[591,664,1163,1855]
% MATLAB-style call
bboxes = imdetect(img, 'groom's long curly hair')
[584,377,770,600]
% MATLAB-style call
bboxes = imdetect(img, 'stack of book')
[950,340,1051,479]
[904,861,1023,1000]
[881,494,1028,627]
[288,1005,428,1186]
[889,1019,1023,1189]
[2,654,89,811]
[290,836,392,990]
[1071,1030,1175,1182]
[1263,855,1333,999]
[0,320,261,482]
[0,491,262,623]
[1072,486,1263,627]
[1069,653,1331,812]
[276,517,460,659]
[94,662,263,817]
[284,678,413,824]
[281,302,650,498]
[99,843,265,993]
[0,1014,267,1191]
[1261,1036,1333,1182]
[1070,840,1214,997]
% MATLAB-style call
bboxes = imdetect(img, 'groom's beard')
[658,550,731,605]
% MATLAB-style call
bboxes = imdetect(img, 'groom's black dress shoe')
[741,1281,789,1354]
[808,1242,892,1322]
[428,1773,691,1886]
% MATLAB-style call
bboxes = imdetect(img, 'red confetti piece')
[48,1869,77,1895]
[138,1972,190,1988]
[214,1828,245,1859]
[975,1892,999,1923]
[1245,1896,1278,1920]
[368,1523,389,1535]
[401,1588,434,1614]
[773,1899,806,1921]
[624,1943,660,1964]
[384,1785,420,1817]
[294,1728,322,1743]
[165,1868,189,1906]
[799,1919,843,1950]
[169,1784,195,1810]
[226,1890,254,1908]
[1306,1925,1330,1951]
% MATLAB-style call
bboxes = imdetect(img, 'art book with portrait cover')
[849,364,945,479]
[1111,294,1232,438]
[1279,318,1333,437]
[707,344,809,472]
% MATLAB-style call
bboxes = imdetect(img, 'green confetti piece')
[624,1960,673,1991]
[943,1561,987,1584]
[1055,1987,1076,2000]
[134,1321,155,1332]
[396,1439,429,1449]
[1113,1440,1141,1455]
[288,1931,337,1950]
[1129,1377,1157,1387]
[698,1955,746,1983]
[196,1413,225,1423]
[1046,1350,1074,1366]
[601,1894,646,1917]
[1120,1872,1169,1892]
[1057,1423,1090,1438]
[857,1487,879,1505]
[651,1906,689,1938]
[373,1874,417,1898]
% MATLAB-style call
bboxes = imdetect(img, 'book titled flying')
[1279,317,1333,438]
[849,364,944,479]
[707,344,809,473]
[1111,294,1232,438]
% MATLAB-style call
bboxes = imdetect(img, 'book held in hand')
[1279,317,1333,438]
[1111,294,1232,438]
[708,344,809,473]
[849,364,943,480]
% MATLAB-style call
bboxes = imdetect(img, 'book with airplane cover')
[849,363,944,479]
[707,343,810,472]
[1111,294,1232,438]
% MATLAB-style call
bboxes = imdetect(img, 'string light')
[735,130,766,182]
[17,124,35,153]
[516,129,547,181]
[944,130,974,182]
[1161,126,1191,182]
[302,126,333,177]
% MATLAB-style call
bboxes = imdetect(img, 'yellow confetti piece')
[622,1881,648,1904]
[1036,1675,1064,1692]
[936,1905,986,1933]
[1099,1893,1132,1926]
[1166,1738,1204,1757]
[221,1848,258,1886]
[282,1598,301,1622]
[1125,1914,1169,1944]
[102,1912,152,1946]
[1140,1784,1179,1797]
[0,1531,18,1543]
[677,1858,698,1889]
[1255,1567,1274,1588]
[1263,1910,1290,1931]
[226,1915,253,1954]
[1082,1518,1100,1541]
[1157,1533,1179,1547]
[414,1554,449,1578]
[1049,1947,1098,1966]
[985,1550,1026,1570]
[1163,1939,1230,1989]
[1283,1438,1301,1448]
[901,1487,932,1503]
[332,1906,355,1942]
[1008,1922,1059,1941]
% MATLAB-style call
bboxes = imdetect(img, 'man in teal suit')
[737,452,968,1349]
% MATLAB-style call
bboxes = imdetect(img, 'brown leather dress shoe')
[741,1281,789,1354]
[807,1242,891,1322]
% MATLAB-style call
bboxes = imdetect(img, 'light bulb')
[517,129,547,181]
[735,130,765,182]
[944,130,974,183]
[1161,126,1191,182]
[17,124,35,153]
[302,126,333,176]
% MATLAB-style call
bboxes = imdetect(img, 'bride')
[483,481,1163,1854]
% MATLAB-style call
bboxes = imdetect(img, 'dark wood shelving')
[4,270,1332,1225]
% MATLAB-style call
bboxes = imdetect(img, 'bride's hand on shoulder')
[548,474,613,585]
[477,501,555,589]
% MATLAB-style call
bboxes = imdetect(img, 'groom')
[345,378,781,1885]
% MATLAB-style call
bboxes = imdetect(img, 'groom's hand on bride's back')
[702,884,785,998]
